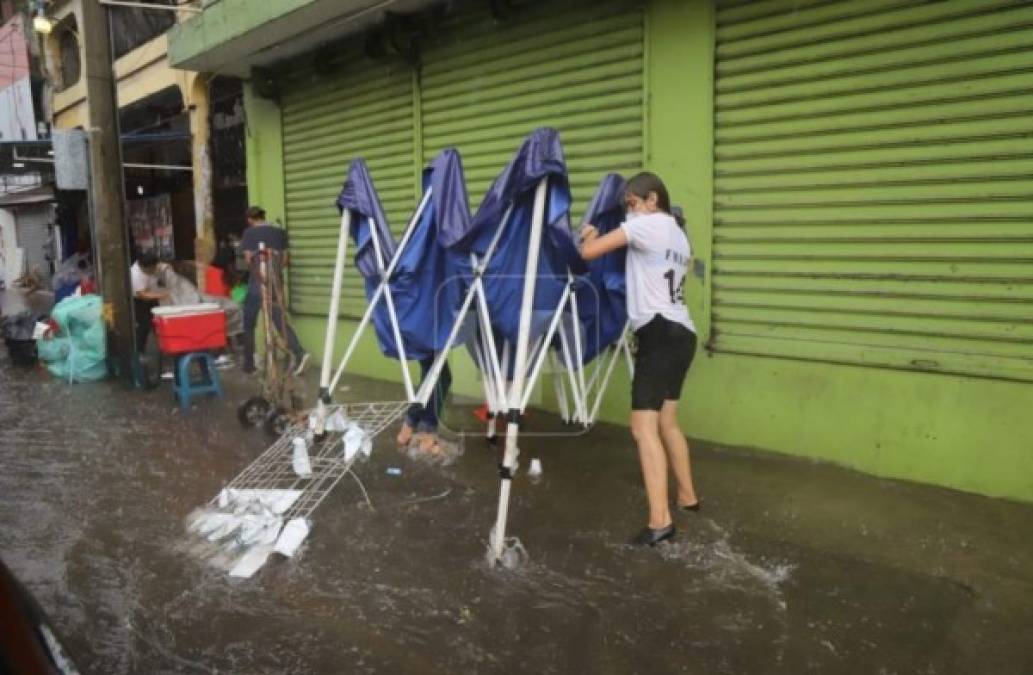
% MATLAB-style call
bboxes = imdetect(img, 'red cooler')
[152,304,227,355]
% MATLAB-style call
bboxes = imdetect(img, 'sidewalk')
[0,348,1031,674]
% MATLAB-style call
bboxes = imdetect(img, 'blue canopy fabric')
[336,152,473,361]
[458,128,582,358]
[336,158,396,281]
[571,173,628,364]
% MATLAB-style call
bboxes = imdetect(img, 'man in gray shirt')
[239,206,308,375]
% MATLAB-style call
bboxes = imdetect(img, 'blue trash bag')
[36,294,108,383]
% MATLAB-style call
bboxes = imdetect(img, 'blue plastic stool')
[172,351,224,411]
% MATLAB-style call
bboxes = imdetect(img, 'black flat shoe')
[678,501,701,513]
[630,523,675,547]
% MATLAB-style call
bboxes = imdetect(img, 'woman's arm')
[579,225,629,261]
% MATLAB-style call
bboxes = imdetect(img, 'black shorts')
[631,314,697,411]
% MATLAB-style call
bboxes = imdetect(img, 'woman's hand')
[579,224,599,245]
[579,224,629,261]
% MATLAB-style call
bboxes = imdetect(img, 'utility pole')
[78,0,138,384]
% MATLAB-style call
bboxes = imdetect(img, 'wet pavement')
[1,328,1033,673]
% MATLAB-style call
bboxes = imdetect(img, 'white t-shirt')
[620,212,695,332]
[130,262,162,297]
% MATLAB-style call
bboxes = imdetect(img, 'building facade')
[170,0,1033,503]
[43,0,245,272]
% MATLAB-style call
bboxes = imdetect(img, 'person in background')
[205,245,235,298]
[239,206,309,375]
[579,171,699,548]
[397,357,453,458]
[130,252,169,352]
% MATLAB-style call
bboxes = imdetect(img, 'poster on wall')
[128,194,174,260]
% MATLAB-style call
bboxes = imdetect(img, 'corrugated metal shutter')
[15,207,52,283]
[712,0,1033,381]
[281,53,416,317]
[420,0,644,222]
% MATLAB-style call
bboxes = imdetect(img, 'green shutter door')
[712,0,1033,381]
[420,0,644,221]
[281,55,416,317]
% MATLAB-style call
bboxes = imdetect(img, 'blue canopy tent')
[456,127,580,366]
[573,173,628,364]
[314,152,475,411]
[564,173,636,425]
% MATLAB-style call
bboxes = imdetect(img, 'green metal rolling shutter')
[712,0,1033,381]
[281,54,416,317]
[420,0,644,221]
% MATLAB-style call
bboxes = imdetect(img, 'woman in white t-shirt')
[579,172,699,547]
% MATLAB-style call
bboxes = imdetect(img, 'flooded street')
[1,349,1032,674]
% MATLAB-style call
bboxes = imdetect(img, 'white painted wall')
[0,208,22,286]
[0,77,37,142]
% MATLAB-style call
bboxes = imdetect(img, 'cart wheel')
[264,407,291,437]
[238,396,271,428]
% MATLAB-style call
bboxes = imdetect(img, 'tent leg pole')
[328,191,431,394]
[314,211,351,432]
[550,351,570,423]
[490,177,548,567]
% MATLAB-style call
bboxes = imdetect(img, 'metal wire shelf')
[211,401,410,521]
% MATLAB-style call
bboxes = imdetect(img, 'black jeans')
[242,290,304,370]
[405,357,453,432]
[134,298,158,352]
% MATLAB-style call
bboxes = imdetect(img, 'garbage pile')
[36,295,107,383]
[2,311,47,366]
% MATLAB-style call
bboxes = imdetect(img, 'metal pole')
[313,210,351,433]
[329,190,431,394]
[520,286,572,412]
[550,350,571,423]
[589,324,630,425]
[413,204,515,408]
[81,0,137,384]
[556,320,584,424]
[567,272,590,424]
[491,176,549,565]
[367,214,414,400]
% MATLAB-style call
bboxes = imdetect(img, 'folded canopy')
[571,173,628,364]
[336,151,474,361]
[456,128,582,352]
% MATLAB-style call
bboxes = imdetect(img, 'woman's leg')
[630,410,672,529]
[659,401,697,507]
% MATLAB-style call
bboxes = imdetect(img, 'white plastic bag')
[274,518,310,558]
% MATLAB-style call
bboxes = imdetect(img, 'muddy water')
[1,355,1032,674]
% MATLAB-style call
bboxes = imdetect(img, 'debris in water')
[274,517,311,558]
[229,544,274,579]
[386,467,402,476]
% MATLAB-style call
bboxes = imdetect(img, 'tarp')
[336,158,396,281]
[456,128,581,358]
[571,173,628,364]
[36,294,107,383]
[336,159,399,358]
[337,151,474,361]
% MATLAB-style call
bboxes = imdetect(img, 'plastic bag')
[36,295,107,383]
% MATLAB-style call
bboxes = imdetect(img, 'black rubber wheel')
[238,396,271,428]
[264,407,291,437]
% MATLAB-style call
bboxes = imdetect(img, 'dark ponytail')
[625,171,685,228]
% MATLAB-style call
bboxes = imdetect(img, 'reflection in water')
[1,359,1032,674]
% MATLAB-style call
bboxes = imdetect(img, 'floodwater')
[1,335,1032,672]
